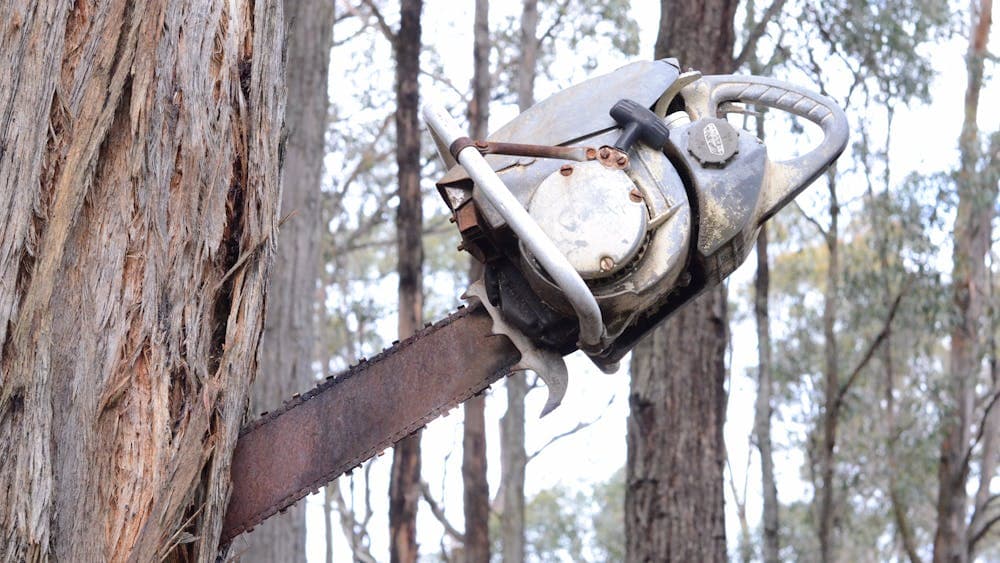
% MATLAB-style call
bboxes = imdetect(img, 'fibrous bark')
[242,0,335,560]
[389,1,424,561]
[0,0,284,560]
[625,2,736,561]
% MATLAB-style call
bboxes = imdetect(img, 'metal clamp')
[422,102,607,350]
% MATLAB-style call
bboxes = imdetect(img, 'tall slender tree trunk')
[244,1,334,560]
[818,169,840,563]
[0,1,284,560]
[625,2,735,562]
[754,226,781,563]
[933,1,995,561]
[389,1,424,561]
[462,1,491,561]
[499,2,537,562]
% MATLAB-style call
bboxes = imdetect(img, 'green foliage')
[490,468,624,562]
[794,0,953,103]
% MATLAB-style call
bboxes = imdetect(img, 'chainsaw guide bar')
[221,302,520,545]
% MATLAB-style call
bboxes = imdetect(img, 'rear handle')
[683,74,849,223]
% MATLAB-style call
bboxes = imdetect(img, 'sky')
[265,2,1000,561]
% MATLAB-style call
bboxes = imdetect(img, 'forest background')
[246,1,1000,562]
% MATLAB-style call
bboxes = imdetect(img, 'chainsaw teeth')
[223,303,515,545]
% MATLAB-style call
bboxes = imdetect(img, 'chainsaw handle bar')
[685,74,849,223]
[422,103,607,350]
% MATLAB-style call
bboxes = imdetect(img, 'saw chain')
[221,301,519,545]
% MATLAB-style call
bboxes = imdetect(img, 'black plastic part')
[609,99,671,152]
[484,260,578,356]
[686,118,739,167]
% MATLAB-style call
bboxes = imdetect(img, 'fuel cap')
[687,118,739,167]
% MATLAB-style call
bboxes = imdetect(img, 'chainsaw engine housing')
[432,58,848,370]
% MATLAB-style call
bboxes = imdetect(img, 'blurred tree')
[625,2,737,561]
[934,1,997,561]
[388,1,426,561]
[463,1,492,561]
[244,0,335,560]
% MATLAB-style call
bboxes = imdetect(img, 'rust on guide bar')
[221,302,520,545]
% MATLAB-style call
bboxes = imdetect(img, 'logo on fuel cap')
[687,118,739,167]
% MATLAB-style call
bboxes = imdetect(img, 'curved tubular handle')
[687,75,849,223]
[422,102,607,350]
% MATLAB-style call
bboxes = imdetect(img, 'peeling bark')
[0,1,285,560]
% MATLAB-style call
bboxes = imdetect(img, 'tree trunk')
[625,2,735,562]
[818,169,840,563]
[754,226,781,563]
[462,1,491,561]
[499,2,538,561]
[243,1,334,560]
[933,1,994,561]
[0,1,284,561]
[389,1,424,562]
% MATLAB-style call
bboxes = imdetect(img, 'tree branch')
[969,511,1000,554]
[962,386,1000,476]
[733,0,788,70]
[526,395,614,463]
[358,0,396,45]
[420,481,465,543]
[835,281,908,408]
[793,200,829,239]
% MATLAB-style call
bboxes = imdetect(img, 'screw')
[585,147,597,159]
[600,256,615,272]
[474,140,488,148]
[599,147,611,159]
[560,164,573,176]
[616,155,628,166]
[629,188,643,202]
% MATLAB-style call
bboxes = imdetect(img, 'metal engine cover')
[518,142,690,340]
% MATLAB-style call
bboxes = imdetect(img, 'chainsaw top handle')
[682,74,849,223]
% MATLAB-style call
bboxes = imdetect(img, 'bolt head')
[560,164,573,176]
[629,188,643,202]
[599,256,615,272]
[599,147,611,159]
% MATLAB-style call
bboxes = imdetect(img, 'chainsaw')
[221,58,848,544]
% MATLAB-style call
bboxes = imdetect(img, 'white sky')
[280,2,1000,561]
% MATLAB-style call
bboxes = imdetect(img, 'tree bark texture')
[933,1,994,561]
[754,226,780,563]
[462,1,491,561]
[625,2,735,562]
[0,1,284,561]
[389,1,424,562]
[241,0,334,561]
